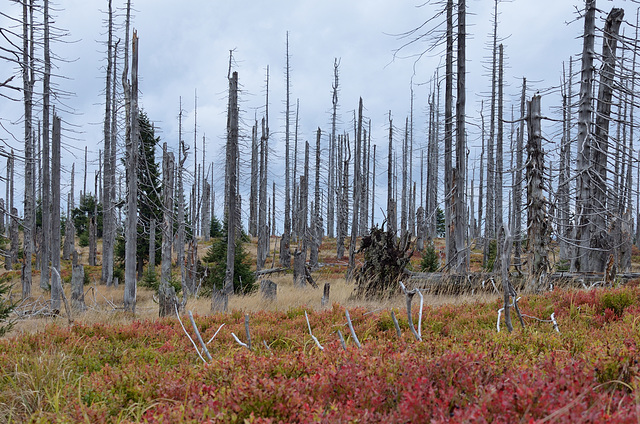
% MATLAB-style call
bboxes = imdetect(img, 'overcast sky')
[0,0,635,227]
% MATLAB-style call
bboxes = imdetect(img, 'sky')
[0,0,636,230]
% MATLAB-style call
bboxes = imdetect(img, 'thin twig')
[206,323,226,345]
[305,311,324,351]
[391,310,402,338]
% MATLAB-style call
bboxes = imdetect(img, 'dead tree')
[202,180,210,243]
[444,0,454,268]
[223,70,239,296]
[387,112,397,236]
[71,252,86,313]
[494,43,505,271]
[21,0,35,299]
[257,118,268,271]
[337,135,349,258]
[573,0,597,273]
[249,121,258,237]
[453,0,467,273]
[177,102,187,294]
[160,143,175,317]
[514,78,526,268]
[51,115,62,311]
[348,100,363,280]
[588,7,624,271]
[328,59,339,239]
[526,95,549,292]
[39,0,53,291]
[124,31,139,313]
[310,128,321,269]
[282,33,293,266]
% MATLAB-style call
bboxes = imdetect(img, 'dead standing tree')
[159,143,175,317]
[526,94,550,292]
[124,30,139,313]
[223,68,239,299]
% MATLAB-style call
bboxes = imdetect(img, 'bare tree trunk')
[337,135,348,259]
[249,122,258,237]
[387,112,396,236]
[444,0,454,268]
[283,33,292,263]
[401,117,408,240]
[453,0,467,273]
[124,31,139,313]
[160,143,175,317]
[202,180,210,242]
[328,59,339,239]
[21,0,34,299]
[348,100,363,280]
[257,118,268,271]
[587,7,624,272]
[573,0,596,273]
[310,128,321,269]
[40,0,52,291]
[478,101,485,244]
[177,103,186,294]
[494,43,504,271]
[371,144,376,229]
[514,78,526,268]
[223,70,239,296]
[51,115,62,311]
[8,208,18,271]
[526,95,549,292]
[71,252,86,312]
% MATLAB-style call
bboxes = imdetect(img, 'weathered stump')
[260,279,277,302]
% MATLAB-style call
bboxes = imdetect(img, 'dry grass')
[0,234,501,337]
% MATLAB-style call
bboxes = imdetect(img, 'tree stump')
[71,251,86,312]
[321,283,330,307]
[260,279,277,302]
[211,288,228,313]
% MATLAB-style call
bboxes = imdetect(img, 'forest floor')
[1,235,640,422]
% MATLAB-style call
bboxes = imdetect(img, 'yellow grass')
[1,234,500,337]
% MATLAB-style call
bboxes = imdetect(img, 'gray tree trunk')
[401,117,408,240]
[283,32,292,261]
[223,70,239,296]
[444,0,454,268]
[328,59,339,239]
[514,78,526,268]
[249,122,258,237]
[40,0,52,291]
[526,95,549,292]
[177,103,186,294]
[494,43,504,271]
[310,128,321,269]
[71,251,86,313]
[257,118,268,271]
[337,135,348,258]
[587,7,624,272]
[202,181,210,243]
[160,143,175,317]
[51,115,62,311]
[387,112,396,236]
[348,100,363,280]
[21,0,35,299]
[453,0,467,273]
[573,0,596,273]
[124,31,139,313]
